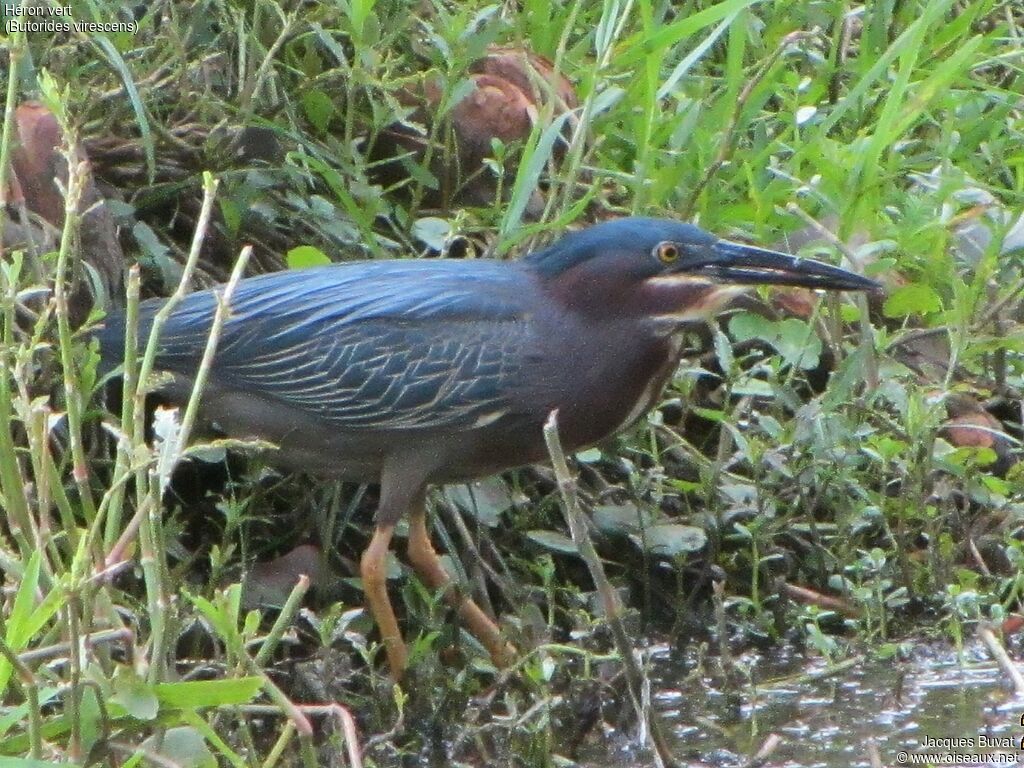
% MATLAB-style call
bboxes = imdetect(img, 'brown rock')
[371,47,578,217]
[7,102,125,319]
[940,394,1015,476]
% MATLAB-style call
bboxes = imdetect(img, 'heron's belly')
[196,384,547,483]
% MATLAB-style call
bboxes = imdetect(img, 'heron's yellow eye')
[655,242,679,264]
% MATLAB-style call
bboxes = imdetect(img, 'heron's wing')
[105,260,533,431]
[214,316,526,429]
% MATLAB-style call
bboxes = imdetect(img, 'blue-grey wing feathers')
[97,260,531,431]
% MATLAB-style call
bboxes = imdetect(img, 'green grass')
[1,0,1023,765]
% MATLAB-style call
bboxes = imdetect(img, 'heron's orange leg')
[407,499,516,668]
[360,524,408,677]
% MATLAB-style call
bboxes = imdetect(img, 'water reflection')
[580,641,1023,767]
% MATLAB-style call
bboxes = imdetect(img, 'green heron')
[97,217,878,677]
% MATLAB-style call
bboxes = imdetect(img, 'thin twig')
[240,704,363,768]
[105,265,141,550]
[542,410,680,768]
[176,244,252,455]
[782,582,862,618]
[742,733,782,768]
[54,156,96,522]
[134,172,219,684]
[979,624,1024,696]
[16,627,135,666]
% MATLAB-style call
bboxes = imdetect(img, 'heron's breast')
[545,327,684,451]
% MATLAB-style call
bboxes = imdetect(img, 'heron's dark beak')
[698,240,880,292]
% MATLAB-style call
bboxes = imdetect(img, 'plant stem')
[542,410,680,768]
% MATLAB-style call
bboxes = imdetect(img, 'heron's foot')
[407,509,516,670]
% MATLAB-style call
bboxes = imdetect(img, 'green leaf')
[0,554,63,698]
[727,312,763,342]
[219,198,241,236]
[411,217,451,251]
[728,313,821,369]
[0,687,60,740]
[110,667,159,721]
[133,221,171,261]
[154,677,263,709]
[526,530,579,555]
[79,685,103,758]
[140,727,216,768]
[6,552,42,649]
[592,503,657,536]
[712,325,735,374]
[616,0,760,66]
[657,11,737,99]
[446,479,516,527]
[692,406,726,423]
[286,245,331,270]
[839,303,862,323]
[345,0,380,41]
[302,89,335,133]
[632,524,707,557]
[575,448,603,463]
[775,318,822,370]
[883,283,943,318]
[500,111,574,241]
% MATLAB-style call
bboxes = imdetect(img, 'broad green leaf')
[575,448,603,463]
[526,530,579,555]
[110,667,159,721]
[775,318,822,370]
[286,245,331,270]
[411,217,452,252]
[632,524,707,557]
[154,677,263,709]
[712,325,735,374]
[728,313,821,369]
[302,89,335,133]
[728,312,764,342]
[140,727,216,768]
[446,479,516,527]
[592,503,657,536]
[883,284,943,318]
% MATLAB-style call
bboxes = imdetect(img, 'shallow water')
[584,640,1024,766]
